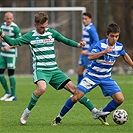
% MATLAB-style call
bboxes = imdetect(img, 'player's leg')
[79,95,110,119]
[50,70,87,125]
[51,72,110,125]
[52,89,84,126]
[5,69,17,101]
[0,56,11,100]
[77,76,110,119]
[51,69,97,125]
[77,65,85,84]
[0,69,10,93]
[4,56,17,101]
[100,78,123,112]
[103,92,124,112]
[77,55,85,84]
[0,68,11,100]
[98,78,123,125]
[20,80,47,125]
[98,92,123,126]
[20,70,51,125]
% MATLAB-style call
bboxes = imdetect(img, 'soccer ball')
[112,109,128,125]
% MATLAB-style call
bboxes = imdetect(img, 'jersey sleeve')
[88,27,99,51]
[89,28,99,45]
[52,29,78,47]
[90,42,101,53]
[120,46,126,56]
[3,32,31,46]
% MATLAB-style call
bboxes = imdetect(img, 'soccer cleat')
[5,96,17,101]
[20,108,31,125]
[92,110,110,119]
[51,117,61,126]
[98,115,109,125]
[0,93,11,101]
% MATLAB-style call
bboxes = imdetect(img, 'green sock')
[27,93,39,111]
[79,95,94,111]
[0,74,10,94]
[9,75,16,96]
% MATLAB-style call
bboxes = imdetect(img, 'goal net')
[0,7,86,74]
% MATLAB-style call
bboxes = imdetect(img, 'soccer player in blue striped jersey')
[0,12,109,125]
[77,12,99,84]
[0,12,21,101]
[52,23,133,126]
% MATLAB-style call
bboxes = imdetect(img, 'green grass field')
[0,75,133,133]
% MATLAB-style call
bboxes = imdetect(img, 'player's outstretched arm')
[0,29,16,46]
[123,53,133,68]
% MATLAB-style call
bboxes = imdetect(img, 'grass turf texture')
[0,75,133,133]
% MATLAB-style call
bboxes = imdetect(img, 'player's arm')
[0,30,30,46]
[123,53,133,68]
[53,29,85,48]
[3,45,18,51]
[0,31,17,46]
[89,28,99,46]
[87,29,99,55]
[88,46,113,60]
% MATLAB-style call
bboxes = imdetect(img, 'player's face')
[4,13,14,26]
[82,15,91,26]
[107,32,119,46]
[35,21,48,34]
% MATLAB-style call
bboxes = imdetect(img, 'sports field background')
[0,74,133,133]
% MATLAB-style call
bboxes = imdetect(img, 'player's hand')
[104,46,113,54]
[3,46,10,51]
[78,41,86,48]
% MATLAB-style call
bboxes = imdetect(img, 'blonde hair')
[34,12,48,24]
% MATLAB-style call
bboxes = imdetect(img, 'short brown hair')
[107,23,120,35]
[83,12,92,18]
[34,12,48,24]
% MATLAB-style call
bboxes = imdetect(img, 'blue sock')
[60,98,76,117]
[78,75,83,84]
[103,100,121,112]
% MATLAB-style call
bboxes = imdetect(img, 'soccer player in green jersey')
[0,12,109,125]
[0,12,21,101]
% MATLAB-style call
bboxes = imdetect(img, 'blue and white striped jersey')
[87,39,126,78]
[82,23,99,51]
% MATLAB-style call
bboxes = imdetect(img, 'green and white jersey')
[0,22,21,58]
[3,28,78,71]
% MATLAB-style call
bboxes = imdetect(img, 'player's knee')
[116,96,124,104]
[37,86,46,96]
[34,86,46,97]
[71,93,83,103]
[119,96,124,104]
[71,95,79,102]
[40,88,46,94]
